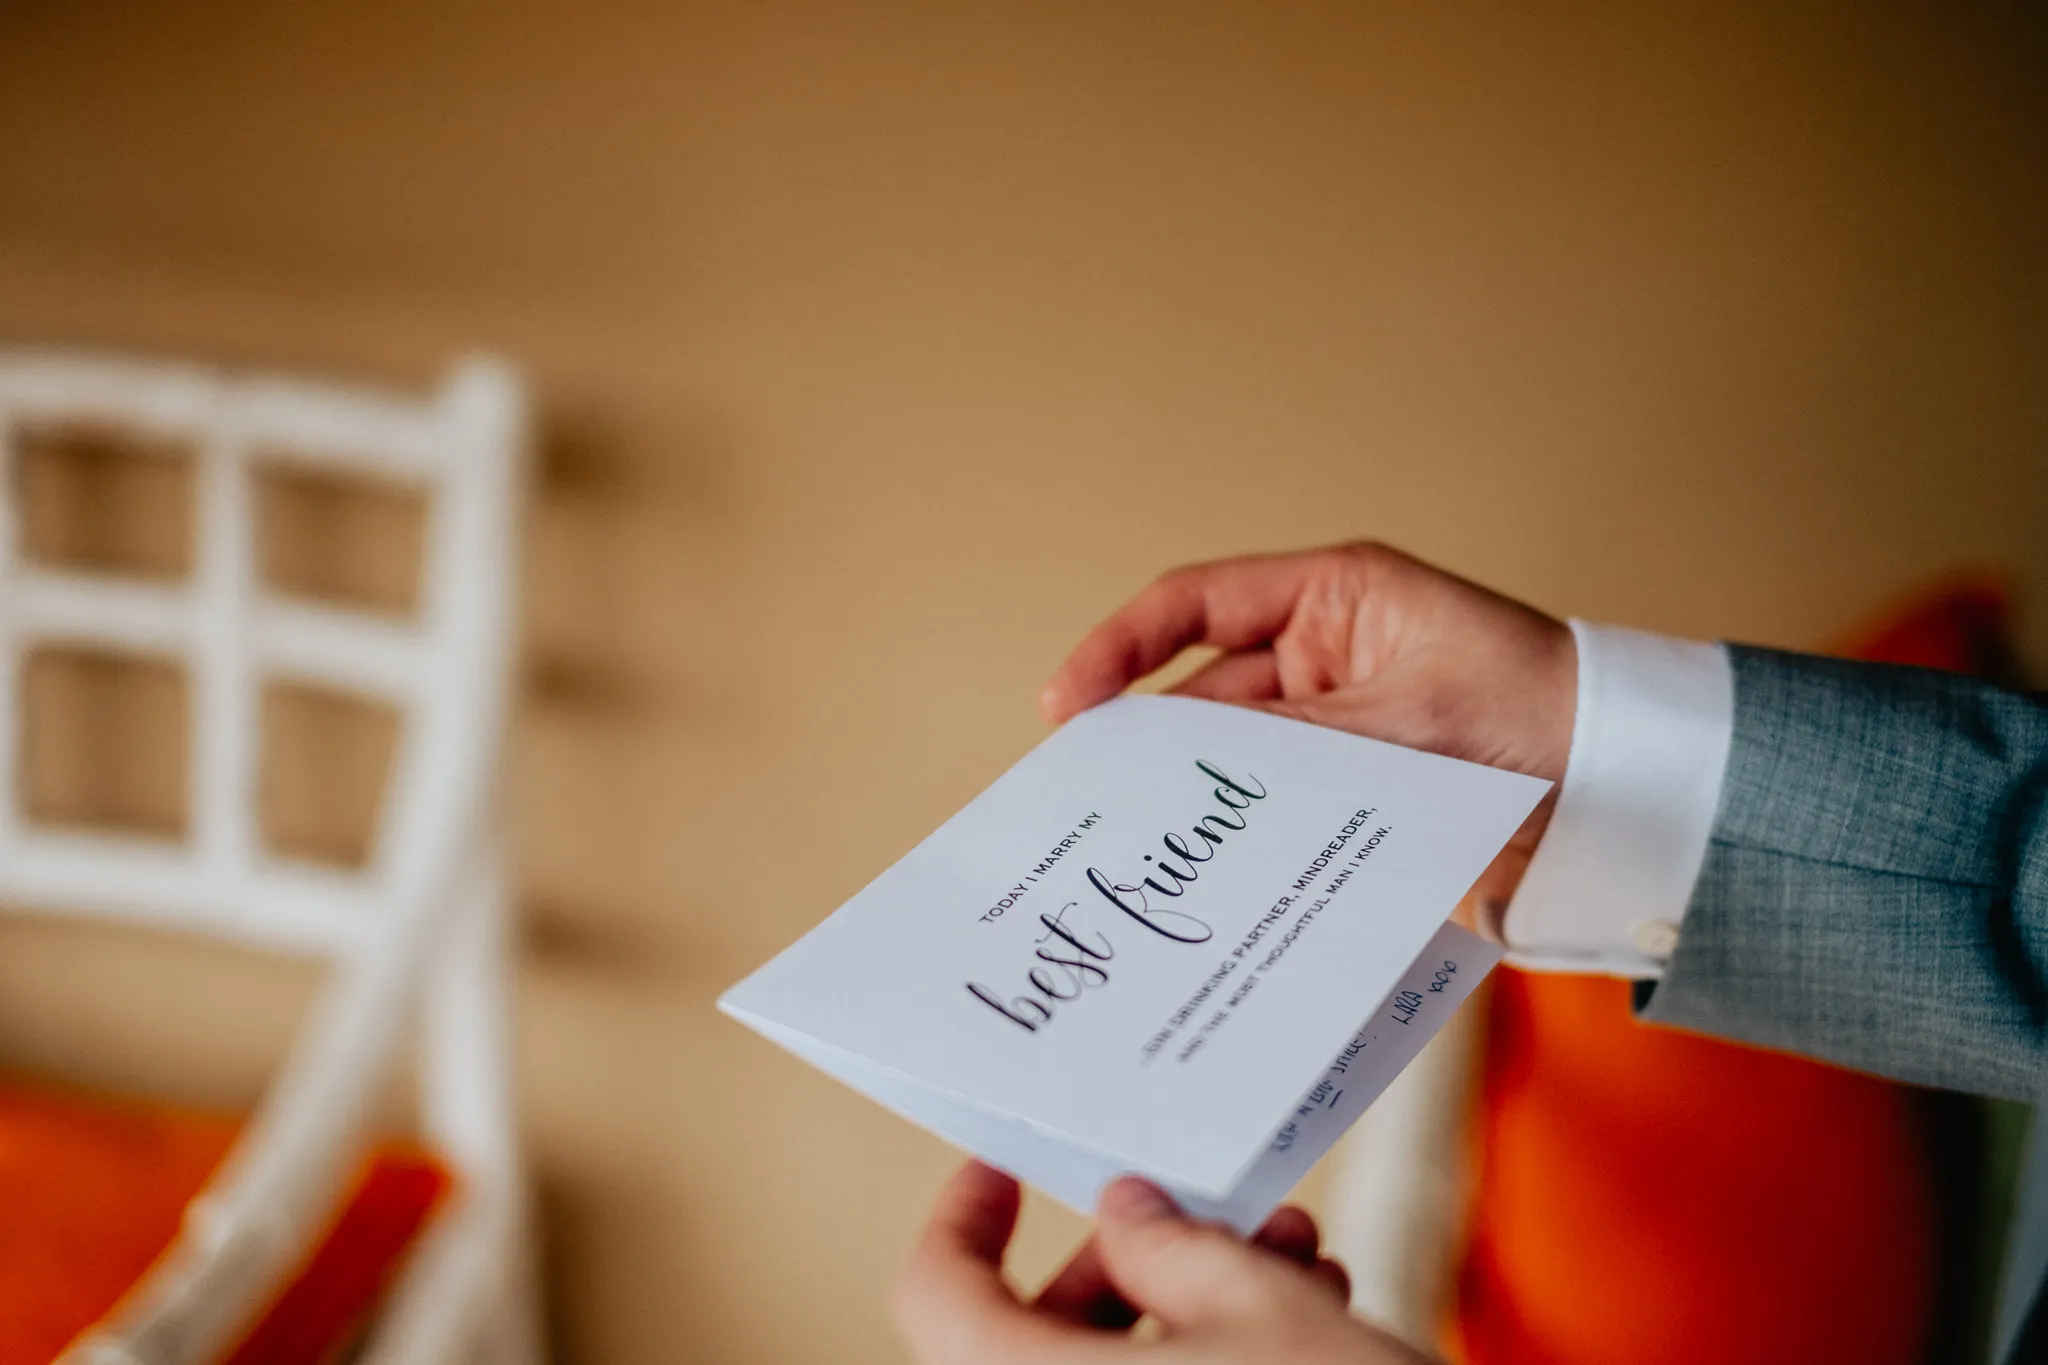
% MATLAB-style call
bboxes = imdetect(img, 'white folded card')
[721,695,1548,1231]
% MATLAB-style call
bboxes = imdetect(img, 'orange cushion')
[1458,971,1935,1365]
[1454,576,2015,1365]
[0,1073,450,1365]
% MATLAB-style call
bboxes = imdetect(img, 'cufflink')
[1631,919,1680,959]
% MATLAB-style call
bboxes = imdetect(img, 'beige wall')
[1,3,2043,1361]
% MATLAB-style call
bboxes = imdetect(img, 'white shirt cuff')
[1501,620,1734,979]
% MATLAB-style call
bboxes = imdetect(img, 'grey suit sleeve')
[1638,645,2048,1099]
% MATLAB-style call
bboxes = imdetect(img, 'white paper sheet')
[721,695,1544,1226]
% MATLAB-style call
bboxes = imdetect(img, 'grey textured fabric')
[1640,645,2048,1099]
[1635,645,2048,1361]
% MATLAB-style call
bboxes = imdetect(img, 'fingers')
[1038,1202,1333,1333]
[934,1160,1024,1260]
[894,1162,1072,1362]
[1249,1204,1320,1265]
[1449,796,1551,941]
[902,1164,1395,1365]
[1034,1236,1141,1330]
[1168,648,1283,706]
[896,1161,1021,1325]
[1042,553,1326,722]
[1250,1206,1350,1305]
[1450,849,1524,942]
[1090,1178,1317,1331]
[1311,1255,1352,1303]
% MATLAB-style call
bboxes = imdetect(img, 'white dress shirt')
[1501,620,1735,979]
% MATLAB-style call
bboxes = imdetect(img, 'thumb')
[1092,1178,1310,1331]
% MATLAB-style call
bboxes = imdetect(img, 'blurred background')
[0,2,2043,1362]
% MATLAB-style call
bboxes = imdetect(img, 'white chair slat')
[0,833,369,955]
[0,355,218,434]
[192,428,257,879]
[254,598,425,700]
[9,568,197,656]
[228,381,444,482]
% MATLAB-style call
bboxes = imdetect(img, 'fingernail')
[1100,1177,1179,1223]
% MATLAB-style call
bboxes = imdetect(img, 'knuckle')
[1336,538,1389,566]
[1340,539,1423,581]
[1150,562,1205,598]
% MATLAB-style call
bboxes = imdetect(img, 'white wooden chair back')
[0,351,518,954]
[0,350,534,1365]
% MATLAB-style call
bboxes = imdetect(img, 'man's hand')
[893,1161,1435,1365]
[1040,543,1576,939]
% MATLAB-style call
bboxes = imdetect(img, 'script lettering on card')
[966,759,1266,1032]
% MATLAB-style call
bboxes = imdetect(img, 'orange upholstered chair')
[0,1077,450,1364]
